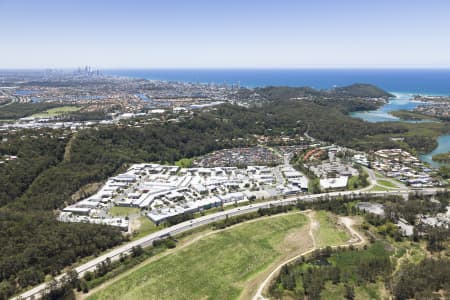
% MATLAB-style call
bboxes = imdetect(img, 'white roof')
[320,176,348,189]
[63,207,91,213]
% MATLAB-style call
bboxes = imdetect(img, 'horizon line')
[2,66,450,71]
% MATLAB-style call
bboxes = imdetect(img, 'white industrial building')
[320,176,349,190]
[59,163,295,225]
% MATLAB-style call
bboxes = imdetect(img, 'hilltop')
[330,83,394,98]
[256,83,393,101]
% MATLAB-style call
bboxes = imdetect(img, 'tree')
[131,245,144,257]
[308,178,321,194]
[0,281,14,300]
[344,284,355,300]
[83,271,93,282]
[79,279,89,293]
[66,268,79,287]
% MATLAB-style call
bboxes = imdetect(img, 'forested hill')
[329,83,394,98]
[257,83,393,101]
[256,86,323,99]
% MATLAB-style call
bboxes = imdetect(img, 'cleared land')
[131,216,160,239]
[313,211,350,247]
[107,207,160,239]
[30,106,81,117]
[86,213,308,300]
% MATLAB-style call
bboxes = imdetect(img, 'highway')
[13,186,442,300]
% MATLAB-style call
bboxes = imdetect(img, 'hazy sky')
[0,0,449,68]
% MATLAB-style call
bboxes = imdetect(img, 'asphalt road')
[13,186,442,300]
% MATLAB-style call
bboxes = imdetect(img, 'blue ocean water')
[104,69,450,94]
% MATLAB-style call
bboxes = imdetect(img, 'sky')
[0,0,449,69]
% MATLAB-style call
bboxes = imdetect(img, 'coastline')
[102,69,450,94]
[105,68,450,168]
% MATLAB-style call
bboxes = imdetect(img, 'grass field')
[132,217,160,240]
[87,213,308,300]
[314,211,350,247]
[369,185,390,192]
[109,206,139,217]
[375,172,385,179]
[377,179,399,189]
[30,106,81,117]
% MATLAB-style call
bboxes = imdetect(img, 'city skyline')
[1,0,450,69]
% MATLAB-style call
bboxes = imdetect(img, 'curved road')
[14,186,441,300]
[252,215,366,300]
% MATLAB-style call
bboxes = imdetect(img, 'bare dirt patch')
[240,212,313,300]
[69,182,103,204]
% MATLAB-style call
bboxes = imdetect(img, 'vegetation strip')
[86,213,308,300]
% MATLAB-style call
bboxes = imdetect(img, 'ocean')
[103,69,450,95]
